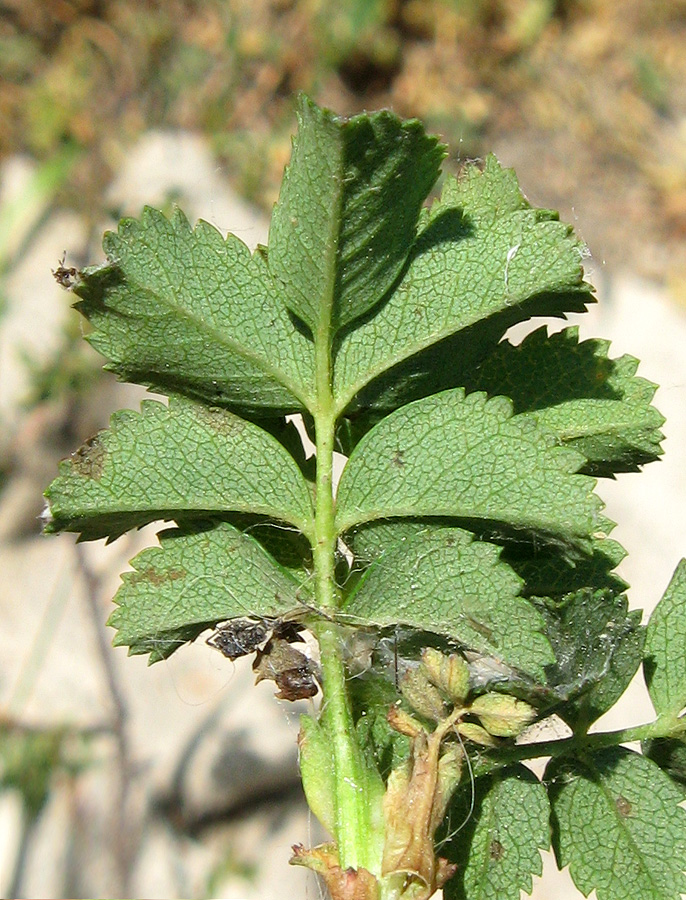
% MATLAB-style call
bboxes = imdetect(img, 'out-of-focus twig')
[74,542,136,897]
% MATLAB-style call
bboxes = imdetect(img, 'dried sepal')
[381,716,461,897]
[290,843,378,900]
[253,628,319,701]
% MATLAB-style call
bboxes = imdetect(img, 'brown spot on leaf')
[490,839,505,861]
[195,404,245,436]
[392,449,405,468]
[71,434,107,479]
[616,795,632,817]
[128,566,186,587]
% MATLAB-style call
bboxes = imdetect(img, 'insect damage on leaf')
[70,433,107,480]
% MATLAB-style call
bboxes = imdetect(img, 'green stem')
[317,621,383,873]
[491,714,686,769]
[311,323,383,874]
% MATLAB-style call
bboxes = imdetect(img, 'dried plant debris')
[208,617,320,701]
[253,625,320,701]
[206,617,272,661]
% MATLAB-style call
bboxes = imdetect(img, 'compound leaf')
[335,389,600,555]
[333,155,592,412]
[442,765,550,900]
[547,747,686,900]
[45,396,314,540]
[269,95,443,334]
[74,206,315,413]
[342,527,553,678]
[463,327,664,477]
[644,559,686,719]
[109,522,309,662]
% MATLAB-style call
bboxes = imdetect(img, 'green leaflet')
[505,518,628,599]
[335,388,600,554]
[462,326,664,477]
[442,766,550,900]
[109,522,310,662]
[644,559,686,719]
[333,155,593,413]
[338,300,587,422]
[346,523,640,713]
[642,738,686,794]
[298,716,336,835]
[350,671,411,780]
[269,95,443,334]
[534,589,644,726]
[44,396,314,541]
[547,747,686,900]
[74,206,315,413]
[347,516,627,598]
[342,527,553,679]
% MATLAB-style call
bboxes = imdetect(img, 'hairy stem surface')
[479,714,686,775]
[311,319,383,874]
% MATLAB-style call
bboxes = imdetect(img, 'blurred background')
[1,1,686,898]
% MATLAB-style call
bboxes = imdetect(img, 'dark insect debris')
[206,617,271,660]
[52,253,79,289]
[207,617,320,701]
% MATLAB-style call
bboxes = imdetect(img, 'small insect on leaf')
[52,252,79,289]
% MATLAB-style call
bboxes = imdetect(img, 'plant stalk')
[311,324,383,875]
[489,714,686,769]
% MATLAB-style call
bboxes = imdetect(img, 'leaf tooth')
[169,205,192,233]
